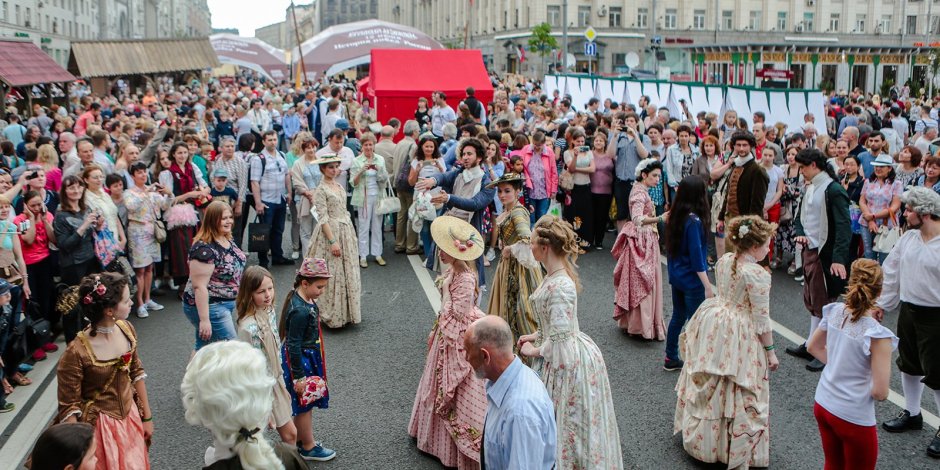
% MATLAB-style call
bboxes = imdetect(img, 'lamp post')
[562,0,568,72]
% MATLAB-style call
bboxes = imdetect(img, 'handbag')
[0,223,23,285]
[558,169,574,191]
[375,174,401,215]
[779,203,793,223]
[143,195,167,243]
[873,210,901,254]
[25,300,51,350]
[93,224,121,268]
[247,216,271,253]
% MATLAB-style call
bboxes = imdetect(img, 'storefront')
[687,44,929,94]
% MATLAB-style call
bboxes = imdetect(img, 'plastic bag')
[409,190,438,233]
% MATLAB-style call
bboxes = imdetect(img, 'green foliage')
[528,23,558,57]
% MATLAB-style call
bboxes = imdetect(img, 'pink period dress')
[611,183,665,340]
[408,269,487,469]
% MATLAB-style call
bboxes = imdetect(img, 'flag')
[517,45,526,63]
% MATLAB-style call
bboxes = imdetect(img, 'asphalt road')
[2,226,939,469]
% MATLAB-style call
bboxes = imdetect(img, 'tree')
[528,23,558,78]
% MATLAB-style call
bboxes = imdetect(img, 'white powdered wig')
[181,341,283,470]
[902,186,940,217]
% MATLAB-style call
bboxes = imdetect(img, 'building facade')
[253,1,318,50]
[379,0,940,93]
[0,0,211,66]
[319,0,376,30]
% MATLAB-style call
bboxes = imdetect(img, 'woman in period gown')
[519,215,623,470]
[674,215,780,469]
[306,155,361,328]
[486,173,543,342]
[409,216,487,470]
[612,159,666,340]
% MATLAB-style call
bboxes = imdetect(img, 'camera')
[578,146,590,152]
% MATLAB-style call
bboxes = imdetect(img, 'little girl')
[280,258,336,462]
[235,266,297,445]
[807,258,898,470]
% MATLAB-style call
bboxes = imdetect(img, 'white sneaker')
[291,250,301,260]
[136,306,150,318]
[485,248,496,262]
[168,279,178,290]
[145,300,164,311]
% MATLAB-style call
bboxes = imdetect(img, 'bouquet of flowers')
[294,375,327,407]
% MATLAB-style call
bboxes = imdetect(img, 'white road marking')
[408,255,441,313]
[407,254,940,430]
[0,337,65,435]
[0,377,57,467]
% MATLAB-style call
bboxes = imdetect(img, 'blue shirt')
[281,112,302,140]
[609,131,650,181]
[856,151,878,178]
[667,214,708,290]
[483,357,556,470]
[441,139,458,169]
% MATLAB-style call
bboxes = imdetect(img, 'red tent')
[365,49,493,139]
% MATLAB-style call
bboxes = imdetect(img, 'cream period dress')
[307,181,361,328]
[531,272,623,470]
[673,253,772,469]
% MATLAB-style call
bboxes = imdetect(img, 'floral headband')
[450,227,481,253]
[82,276,107,305]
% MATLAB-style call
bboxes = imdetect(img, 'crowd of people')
[0,71,936,469]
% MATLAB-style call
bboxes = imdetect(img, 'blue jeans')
[665,284,706,361]
[530,197,551,225]
[421,220,433,259]
[182,300,237,350]
[859,228,888,263]
[259,199,287,265]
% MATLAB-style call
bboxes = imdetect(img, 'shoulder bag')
[873,209,901,254]
[375,173,401,215]
[143,196,167,243]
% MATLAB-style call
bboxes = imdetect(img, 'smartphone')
[578,146,590,152]
[25,171,39,180]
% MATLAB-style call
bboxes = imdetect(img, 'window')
[748,11,760,30]
[637,7,648,28]
[694,10,706,30]
[578,6,591,27]
[1,2,6,22]
[613,53,627,67]
[776,12,787,31]
[907,15,918,35]
[547,5,561,27]
[609,6,622,28]
[829,13,840,32]
[803,12,814,32]
[722,10,733,30]
[855,14,866,33]
[514,8,519,28]
[880,15,892,33]
[665,8,677,29]
[933,16,940,35]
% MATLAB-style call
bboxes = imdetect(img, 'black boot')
[882,410,924,433]
[927,429,940,458]
[785,343,814,361]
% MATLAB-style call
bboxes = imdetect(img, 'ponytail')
[844,259,883,323]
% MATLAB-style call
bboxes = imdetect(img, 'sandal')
[11,372,32,386]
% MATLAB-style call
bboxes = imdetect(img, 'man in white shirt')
[250,130,292,268]
[63,139,105,178]
[249,99,272,133]
[316,128,355,192]
[430,91,457,141]
[877,187,940,458]
[320,99,342,139]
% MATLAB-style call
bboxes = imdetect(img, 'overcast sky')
[208,0,294,36]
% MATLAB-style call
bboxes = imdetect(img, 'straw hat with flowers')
[430,216,485,261]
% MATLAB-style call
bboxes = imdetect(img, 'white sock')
[901,372,925,415]
[808,316,821,340]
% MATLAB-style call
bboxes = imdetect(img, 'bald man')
[464,316,556,470]
[374,125,397,172]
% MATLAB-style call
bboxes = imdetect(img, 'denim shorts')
[182,300,237,350]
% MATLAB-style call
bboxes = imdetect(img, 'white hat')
[870,154,895,167]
